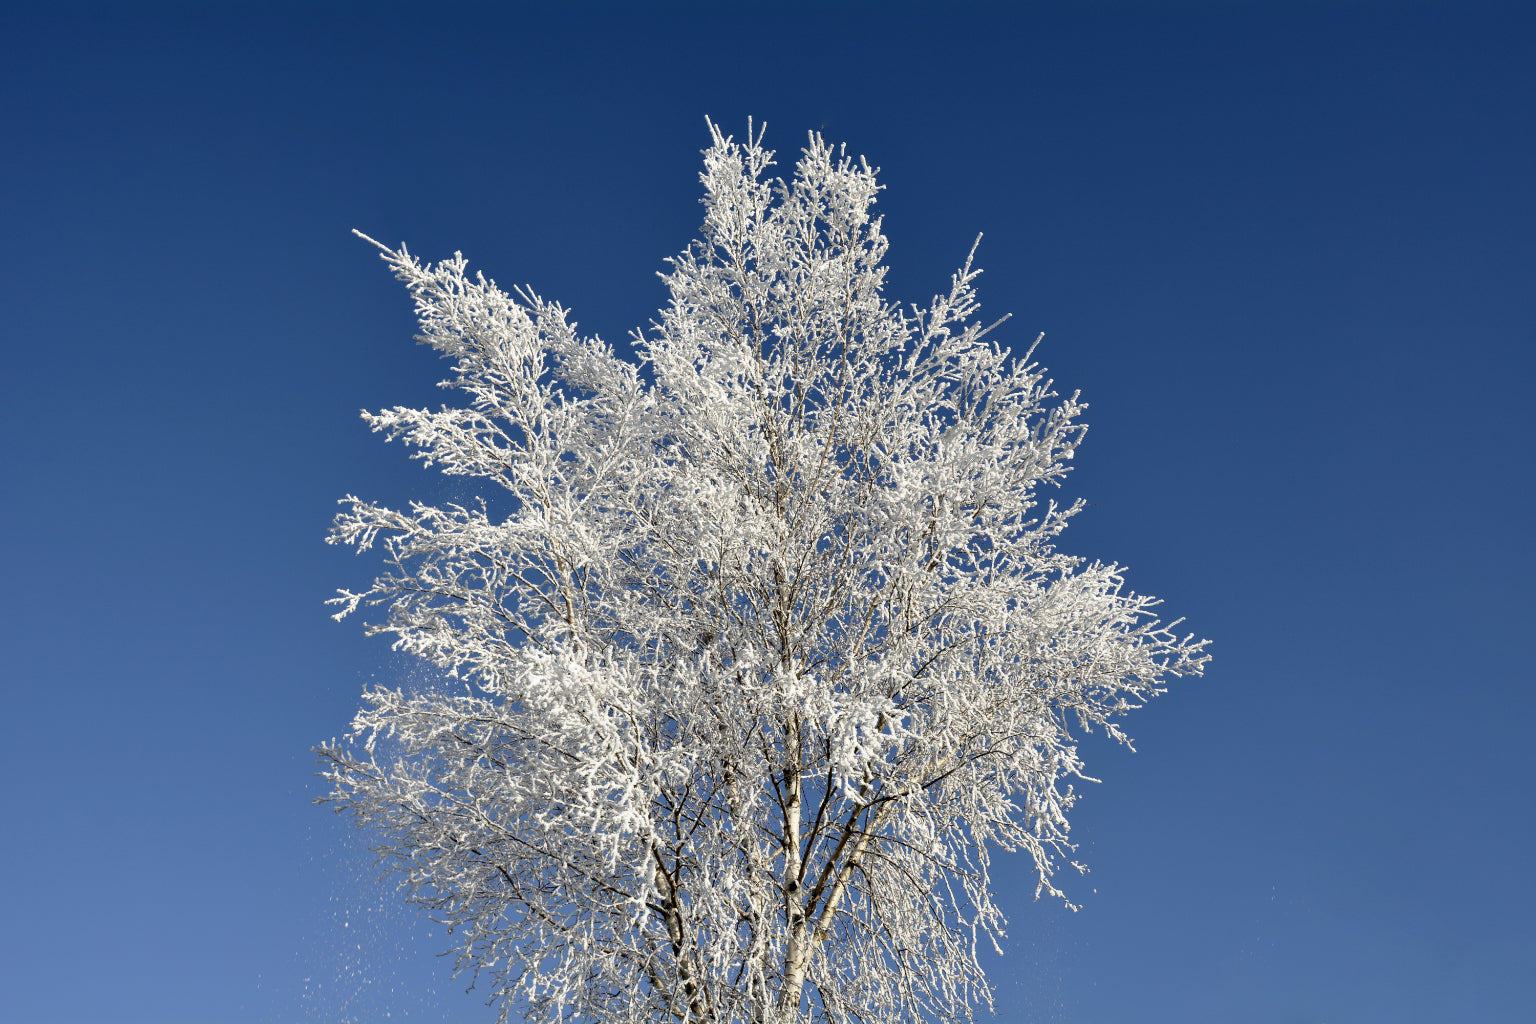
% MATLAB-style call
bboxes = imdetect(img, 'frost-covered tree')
[320,121,1208,1024]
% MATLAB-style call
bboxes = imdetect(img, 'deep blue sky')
[2,2,1532,1021]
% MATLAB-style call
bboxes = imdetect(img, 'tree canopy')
[321,121,1208,1024]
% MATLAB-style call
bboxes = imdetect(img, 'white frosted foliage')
[321,121,1208,1024]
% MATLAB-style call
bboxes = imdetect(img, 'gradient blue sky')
[2,3,1532,1022]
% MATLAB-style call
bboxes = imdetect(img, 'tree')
[320,120,1208,1024]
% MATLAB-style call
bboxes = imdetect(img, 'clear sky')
[2,2,1531,1022]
